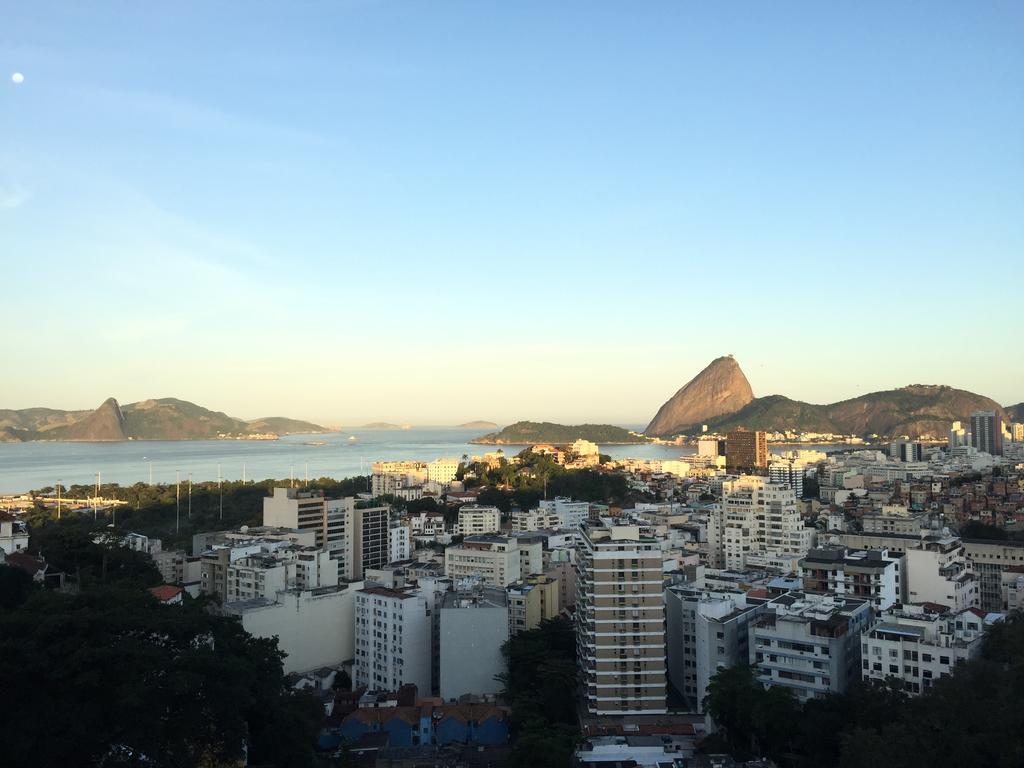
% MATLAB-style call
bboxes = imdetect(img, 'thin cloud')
[0,184,30,209]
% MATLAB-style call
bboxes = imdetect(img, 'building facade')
[354,586,432,695]
[726,430,768,473]
[861,603,994,694]
[439,587,509,700]
[576,523,667,715]
[749,592,872,701]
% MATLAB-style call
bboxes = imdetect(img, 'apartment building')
[749,592,872,701]
[576,523,667,715]
[507,576,560,636]
[263,488,351,552]
[768,459,805,497]
[861,603,997,694]
[0,511,29,555]
[456,505,501,536]
[224,581,362,674]
[906,536,979,611]
[444,535,542,587]
[1001,567,1024,611]
[510,507,562,532]
[439,587,509,700]
[371,461,428,497]
[709,476,815,570]
[962,539,1024,612]
[427,458,460,485]
[388,520,411,563]
[203,543,338,603]
[800,547,904,609]
[261,489,390,580]
[725,430,768,473]
[539,497,591,529]
[664,586,763,711]
[353,586,432,695]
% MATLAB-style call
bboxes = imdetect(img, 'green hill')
[471,421,648,445]
[696,386,1006,438]
[0,398,328,441]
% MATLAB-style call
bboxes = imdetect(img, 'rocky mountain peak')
[645,356,755,437]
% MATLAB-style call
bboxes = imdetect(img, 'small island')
[456,420,499,429]
[471,420,649,445]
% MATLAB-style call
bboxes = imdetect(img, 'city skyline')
[3,2,1022,423]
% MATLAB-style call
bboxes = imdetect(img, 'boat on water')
[303,440,327,446]
[348,435,358,442]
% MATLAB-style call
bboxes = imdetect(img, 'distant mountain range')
[645,357,1017,439]
[0,398,328,442]
[471,421,647,445]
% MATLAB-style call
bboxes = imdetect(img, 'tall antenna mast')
[188,473,192,519]
[218,463,223,521]
[176,470,180,534]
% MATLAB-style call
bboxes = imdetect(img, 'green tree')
[0,564,35,612]
[0,586,322,768]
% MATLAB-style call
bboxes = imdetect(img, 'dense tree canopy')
[0,586,323,768]
[460,450,635,510]
[499,617,580,768]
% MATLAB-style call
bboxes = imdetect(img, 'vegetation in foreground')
[499,616,580,768]
[0,551,322,768]
[704,611,1024,767]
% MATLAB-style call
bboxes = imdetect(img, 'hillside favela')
[2,5,1022,768]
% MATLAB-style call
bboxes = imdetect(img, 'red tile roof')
[5,552,45,575]
[436,703,509,724]
[148,585,184,602]
[346,706,421,726]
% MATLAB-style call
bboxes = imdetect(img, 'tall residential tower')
[576,522,667,715]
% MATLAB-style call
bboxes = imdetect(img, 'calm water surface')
[0,428,696,493]
[0,429,852,494]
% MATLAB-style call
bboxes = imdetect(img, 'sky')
[2,2,1022,425]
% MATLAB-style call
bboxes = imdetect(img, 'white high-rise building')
[539,497,590,529]
[510,508,562,532]
[354,585,432,694]
[750,592,872,701]
[906,535,979,611]
[709,476,815,570]
[388,520,411,563]
[800,547,903,610]
[861,603,997,695]
[428,458,460,485]
[456,505,501,536]
[768,458,805,497]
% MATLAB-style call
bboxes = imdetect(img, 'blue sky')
[2,2,1022,424]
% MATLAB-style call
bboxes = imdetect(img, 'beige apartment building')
[576,523,667,715]
[262,488,389,579]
